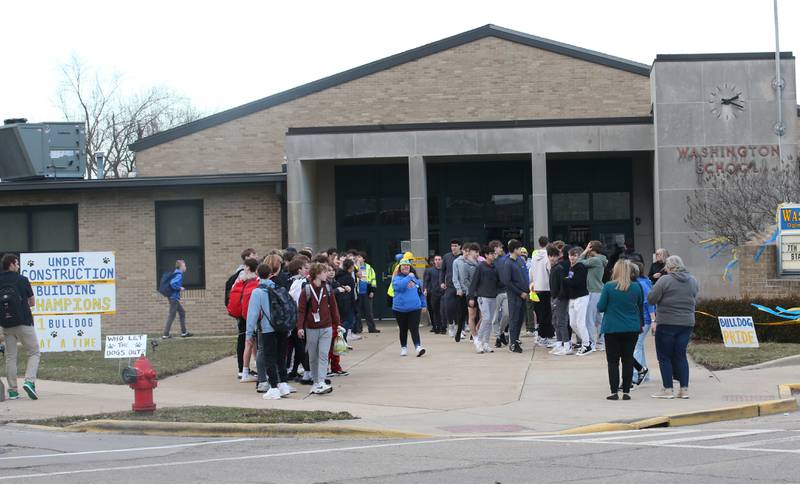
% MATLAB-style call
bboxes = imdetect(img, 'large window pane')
[31,208,77,252]
[341,198,377,227]
[379,197,409,225]
[0,211,28,253]
[487,194,523,225]
[157,203,203,248]
[552,193,590,222]
[156,201,205,289]
[593,192,630,220]
[446,195,485,224]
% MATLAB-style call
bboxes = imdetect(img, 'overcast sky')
[2,0,798,123]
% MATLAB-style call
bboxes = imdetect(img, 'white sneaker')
[348,330,362,341]
[544,338,557,348]
[311,383,333,395]
[240,372,256,383]
[549,342,563,354]
[474,340,484,353]
[278,382,295,396]
[256,382,270,393]
[562,345,576,355]
[400,347,408,356]
[416,346,426,357]
[447,325,454,337]
[483,342,494,353]
[262,387,282,400]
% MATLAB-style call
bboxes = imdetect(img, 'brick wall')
[0,186,282,335]
[136,36,652,176]
[738,245,800,298]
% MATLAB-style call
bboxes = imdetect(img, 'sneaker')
[525,331,536,337]
[545,339,557,348]
[606,393,619,400]
[277,382,295,396]
[474,340,484,354]
[447,325,455,337]
[161,335,171,339]
[561,345,575,355]
[483,342,494,353]
[400,347,408,356]
[22,380,37,400]
[240,373,256,383]
[256,382,270,393]
[495,337,503,348]
[180,332,193,338]
[333,369,349,376]
[622,393,631,401]
[7,390,19,400]
[262,387,282,400]
[651,388,675,399]
[576,345,595,356]
[368,329,381,333]
[635,367,649,386]
[677,388,690,399]
[416,346,426,357]
[549,342,562,354]
[311,383,333,395]
[348,332,362,341]
[499,333,508,346]
[595,344,605,352]
[509,341,523,353]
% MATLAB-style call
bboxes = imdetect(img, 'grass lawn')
[24,406,355,427]
[11,335,236,385]
[688,342,800,371]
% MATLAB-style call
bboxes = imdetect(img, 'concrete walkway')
[2,322,798,436]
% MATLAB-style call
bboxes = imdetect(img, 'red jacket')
[227,277,259,319]
[297,280,340,331]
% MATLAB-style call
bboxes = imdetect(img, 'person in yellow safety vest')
[354,251,380,333]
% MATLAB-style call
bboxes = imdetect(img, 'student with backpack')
[297,262,340,395]
[161,259,192,339]
[226,258,259,383]
[0,254,39,400]
[246,260,296,400]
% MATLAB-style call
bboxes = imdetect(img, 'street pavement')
[1,412,799,483]
[1,320,798,436]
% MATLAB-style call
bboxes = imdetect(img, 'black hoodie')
[563,262,589,300]
[549,259,570,301]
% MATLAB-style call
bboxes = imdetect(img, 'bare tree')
[685,159,800,246]
[57,56,202,178]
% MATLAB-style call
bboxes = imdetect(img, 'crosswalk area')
[507,427,800,454]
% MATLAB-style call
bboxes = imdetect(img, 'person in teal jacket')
[597,259,643,400]
[392,259,426,357]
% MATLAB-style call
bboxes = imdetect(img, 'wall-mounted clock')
[708,83,745,121]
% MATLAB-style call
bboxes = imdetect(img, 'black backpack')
[224,268,243,306]
[263,285,297,334]
[158,271,176,298]
[0,278,24,328]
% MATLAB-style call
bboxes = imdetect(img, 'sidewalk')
[2,322,797,436]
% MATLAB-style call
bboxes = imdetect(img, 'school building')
[1,25,798,330]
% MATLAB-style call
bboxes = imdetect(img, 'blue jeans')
[654,324,692,389]
[341,308,356,332]
[632,324,650,382]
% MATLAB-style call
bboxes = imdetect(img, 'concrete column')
[287,158,317,249]
[408,155,429,258]
[531,152,549,239]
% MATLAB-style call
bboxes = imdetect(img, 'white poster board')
[34,315,101,352]
[718,316,759,348]
[104,335,148,358]
[20,252,116,315]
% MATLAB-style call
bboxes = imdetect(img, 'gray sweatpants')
[163,299,186,336]
[3,324,40,392]
[477,297,497,345]
[491,292,509,338]
[305,327,333,385]
[551,298,570,343]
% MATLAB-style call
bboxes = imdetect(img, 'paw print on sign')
[50,331,58,338]
[27,260,34,267]
[103,257,110,264]
[77,330,84,337]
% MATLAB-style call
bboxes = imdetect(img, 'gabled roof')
[130,24,651,152]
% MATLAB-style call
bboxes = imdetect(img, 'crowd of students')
[220,236,699,401]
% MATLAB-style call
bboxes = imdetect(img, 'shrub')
[693,297,800,343]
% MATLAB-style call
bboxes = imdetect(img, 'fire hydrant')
[122,356,158,412]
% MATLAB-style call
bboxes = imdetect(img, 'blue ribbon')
[754,227,780,262]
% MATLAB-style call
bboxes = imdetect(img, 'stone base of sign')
[739,245,800,298]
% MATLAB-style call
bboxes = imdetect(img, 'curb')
[778,383,800,399]
[559,397,797,435]
[63,419,432,439]
[739,354,800,371]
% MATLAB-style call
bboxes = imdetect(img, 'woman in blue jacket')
[392,259,427,357]
[597,260,644,400]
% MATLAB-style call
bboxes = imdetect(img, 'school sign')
[779,205,800,275]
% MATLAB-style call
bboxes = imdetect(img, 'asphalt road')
[2,412,799,483]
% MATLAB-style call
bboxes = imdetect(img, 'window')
[593,192,631,220]
[551,193,590,222]
[155,200,205,289]
[0,205,78,255]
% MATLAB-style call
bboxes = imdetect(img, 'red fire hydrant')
[123,356,158,412]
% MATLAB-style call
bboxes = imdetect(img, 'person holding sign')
[647,255,699,400]
[0,254,40,400]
